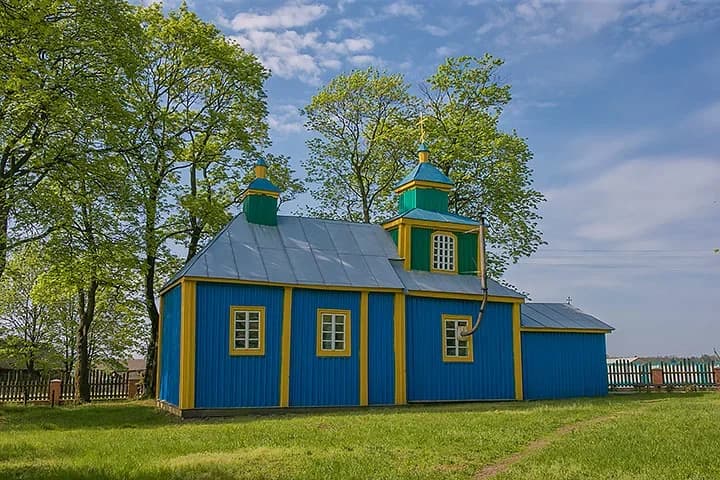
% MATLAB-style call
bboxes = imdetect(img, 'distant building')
[156,145,614,416]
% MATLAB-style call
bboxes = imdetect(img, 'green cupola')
[242,158,281,226]
[394,143,453,214]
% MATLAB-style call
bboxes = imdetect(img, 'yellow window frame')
[229,306,266,356]
[317,308,351,357]
[441,314,474,362]
[430,231,458,274]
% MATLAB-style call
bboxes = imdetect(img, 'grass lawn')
[1,393,718,479]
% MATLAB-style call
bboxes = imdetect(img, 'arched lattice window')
[432,232,456,272]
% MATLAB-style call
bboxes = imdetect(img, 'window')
[432,232,456,272]
[317,309,351,357]
[442,315,473,362]
[229,306,265,356]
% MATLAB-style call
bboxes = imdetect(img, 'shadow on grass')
[0,401,177,432]
[0,464,241,480]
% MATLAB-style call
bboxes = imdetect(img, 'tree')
[303,67,417,223]
[116,4,273,397]
[0,0,139,278]
[421,55,545,276]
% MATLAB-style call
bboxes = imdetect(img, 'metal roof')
[392,261,524,298]
[168,214,405,289]
[395,162,453,188]
[247,177,280,193]
[521,303,614,331]
[386,208,479,226]
[165,213,524,300]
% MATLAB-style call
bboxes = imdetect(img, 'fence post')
[714,367,720,389]
[127,378,138,399]
[651,366,664,389]
[49,378,62,407]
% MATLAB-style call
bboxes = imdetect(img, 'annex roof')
[246,177,281,193]
[385,208,479,226]
[395,162,453,188]
[391,261,524,298]
[521,303,614,331]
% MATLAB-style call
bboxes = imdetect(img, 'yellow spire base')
[418,151,429,163]
[254,164,267,178]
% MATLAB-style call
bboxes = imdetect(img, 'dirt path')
[473,414,620,479]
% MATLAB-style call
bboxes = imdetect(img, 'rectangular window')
[317,309,351,357]
[229,306,265,356]
[432,232,456,272]
[442,314,473,362]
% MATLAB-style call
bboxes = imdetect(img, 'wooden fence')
[608,360,719,390]
[0,369,142,403]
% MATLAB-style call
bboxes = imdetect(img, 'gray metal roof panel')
[391,261,524,298]
[521,303,614,331]
[286,247,324,284]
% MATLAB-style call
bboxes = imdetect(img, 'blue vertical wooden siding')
[194,282,283,408]
[368,292,395,405]
[522,332,608,400]
[405,297,515,401]
[290,289,360,407]
[158,285,181,406]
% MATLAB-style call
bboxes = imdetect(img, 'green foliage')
[422,55,545,277]
[303,67,417,223]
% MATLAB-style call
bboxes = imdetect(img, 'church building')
[156,145,613,417]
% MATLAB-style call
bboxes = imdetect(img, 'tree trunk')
[143,253,159,398]
[75,280,98,403]
[186,162,200,262]
[0,198,9,279]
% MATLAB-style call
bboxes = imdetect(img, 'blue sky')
[155,0,720,357]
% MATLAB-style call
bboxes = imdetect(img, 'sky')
[151,0,719,357]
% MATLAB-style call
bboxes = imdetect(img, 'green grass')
[0,393,718,479]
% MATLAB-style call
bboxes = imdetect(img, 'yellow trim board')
[512,303,523,400]
[394,180,452,194]
[382,218,479,233]
[160,276,403,296]
[520,327,612,334]
[429,231,458,274]
[393,293,407,404]
[229,306,266,356]
[241,188,280,199]
[178,279,196,410]
[279,287,292,408]
[316,308,352,357]
[441,314,474,363]
[359,292,369,406]
[407,290,525,304]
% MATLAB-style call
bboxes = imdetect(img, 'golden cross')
[417,113,426,143]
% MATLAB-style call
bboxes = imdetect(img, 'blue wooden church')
[157,146,613,416]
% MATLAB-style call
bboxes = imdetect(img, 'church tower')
[242,158,281,226]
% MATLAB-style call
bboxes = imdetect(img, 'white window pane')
[322,332,333,341]
[335,332,344,341]
[248,339,259,349]
[335,323,344,332]
[334,340,344,350]
[458,347,468,357]
[249,330,258,339]
[322,340,333,350]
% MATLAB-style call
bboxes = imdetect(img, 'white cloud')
[383,1,422,19]
[226,2,328,31]
[349,55,377,66]
[435,46,455,57]
[686,100,720,133]
[423,25,450,37]
[268,105,304,135]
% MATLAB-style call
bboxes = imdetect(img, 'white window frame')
[442,314,473,362]
[432,231,457,272]
[317,309,351,357]
[229,306,265,356]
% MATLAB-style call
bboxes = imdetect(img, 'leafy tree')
[0,0,138,278]
[421,55,545,276]
[116,4,274,397]
[303,67,417,223]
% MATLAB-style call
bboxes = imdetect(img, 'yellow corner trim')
[395,180,452,194]
[512,303,523,400]
[280,287,292,407]
[407,290,525,304]
[429,231,458,274]
[441,314,474,363]
[229,306,266,356]
[393,293,407,404]
[520,327,612,334]
[179,279,196,410]
[359,292,369,406]
[316,308,352,357]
